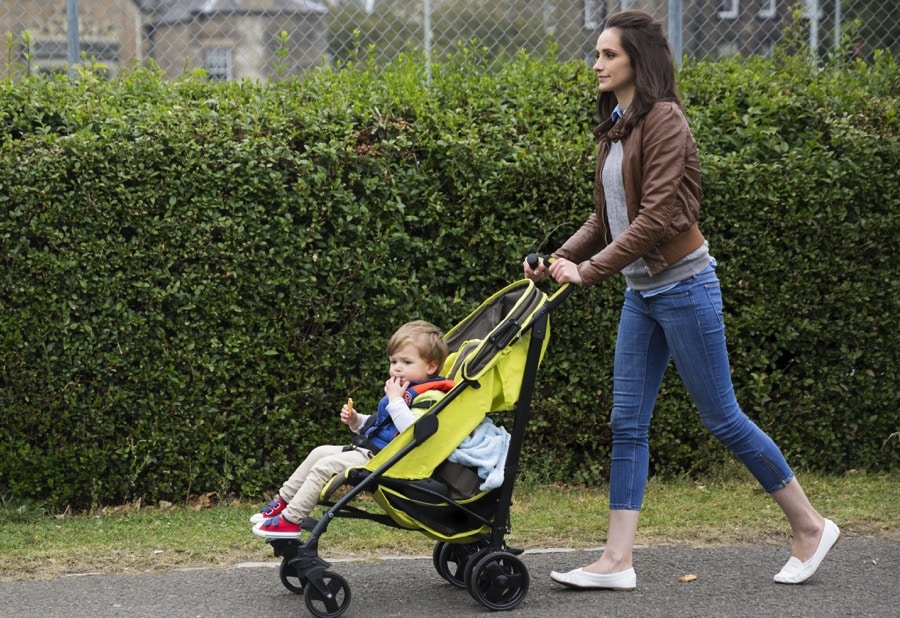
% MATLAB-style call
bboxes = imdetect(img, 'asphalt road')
[2,538,897,617]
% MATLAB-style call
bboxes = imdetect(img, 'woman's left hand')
[548,258,583,285]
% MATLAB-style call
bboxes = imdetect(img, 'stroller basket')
[266,277,572,617]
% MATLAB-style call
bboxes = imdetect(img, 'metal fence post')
[668,0,683,68]
[808,0,820,58]
[66,0,80,80]
[424,0,433,85]
[834,0,841,52]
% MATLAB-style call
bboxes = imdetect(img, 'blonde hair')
[388,320,448,376]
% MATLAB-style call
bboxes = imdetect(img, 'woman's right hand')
[548,258,583,285]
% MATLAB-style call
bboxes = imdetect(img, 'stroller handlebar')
[525,253,575,310]
[547,280,574,309]
[525,253,544,271]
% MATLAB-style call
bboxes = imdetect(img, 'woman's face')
[592,27,635,108]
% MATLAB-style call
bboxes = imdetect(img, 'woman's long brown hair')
[597,10,682,136]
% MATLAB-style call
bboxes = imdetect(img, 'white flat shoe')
[550,567,636,591]
[774,518,840,584]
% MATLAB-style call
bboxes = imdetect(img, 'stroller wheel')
[431,541,447,576]
[466,551,530,611]
[462,547,491,586]
[279,556,307,594]
[437,541,489,589]
[304,571,352,618]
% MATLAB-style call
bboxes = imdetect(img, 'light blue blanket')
[447,417,511,491]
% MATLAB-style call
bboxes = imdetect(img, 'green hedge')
[1,48,896,510]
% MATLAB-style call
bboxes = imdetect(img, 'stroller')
[266,258,571,617]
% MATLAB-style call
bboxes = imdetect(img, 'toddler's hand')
[340,397,357,427]
[384,377,409,400]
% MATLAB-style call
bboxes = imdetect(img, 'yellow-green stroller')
[267,263,571,617]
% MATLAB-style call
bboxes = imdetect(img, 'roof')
[136,0,327,22]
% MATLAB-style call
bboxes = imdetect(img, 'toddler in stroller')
[250,320,454,538]
[258,271,571,617]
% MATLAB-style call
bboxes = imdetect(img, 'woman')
[524,10,838,590]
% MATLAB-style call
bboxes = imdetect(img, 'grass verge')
[1,468,896,582]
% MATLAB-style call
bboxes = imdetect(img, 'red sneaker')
[250,495,287,524]
[252,515,301,538]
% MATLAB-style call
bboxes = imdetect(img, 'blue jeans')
[609,264,794,510]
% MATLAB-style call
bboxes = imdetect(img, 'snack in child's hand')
[347,397,354,413]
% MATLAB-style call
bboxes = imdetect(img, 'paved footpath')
[2,538,897,617]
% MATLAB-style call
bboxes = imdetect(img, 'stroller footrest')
[266,537,301,558]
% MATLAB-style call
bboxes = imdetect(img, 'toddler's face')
[389,343,438,383]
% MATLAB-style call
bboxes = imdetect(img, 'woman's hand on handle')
[524,253,579,309]
[547,257,583,285]
[524,254,582,285]
[523,254,548,282]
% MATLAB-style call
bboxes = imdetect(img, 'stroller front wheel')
[303,571,352,618]
[279,556,307,594]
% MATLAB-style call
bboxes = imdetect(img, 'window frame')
[204,46,233,82]
[757,0,777,20]
[718,0,740,20]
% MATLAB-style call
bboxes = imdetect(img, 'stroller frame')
[266,276,571,617]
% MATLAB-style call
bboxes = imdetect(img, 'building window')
[205,47,232,82]
[757,0,777,20]
[583,0,602,30]
[718,0,739,20]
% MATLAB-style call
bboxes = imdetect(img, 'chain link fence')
[2,0,898,81]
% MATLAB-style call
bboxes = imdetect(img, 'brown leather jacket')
[554,101,706,287]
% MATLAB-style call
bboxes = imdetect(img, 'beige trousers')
[279,444,372,525]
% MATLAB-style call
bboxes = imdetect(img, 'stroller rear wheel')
[431,541,447,578]
[303,571,352,618]
[466,551,530,611]
[462,547,491,586]
[435,540,490,588]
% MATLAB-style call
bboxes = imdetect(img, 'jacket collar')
[592,114,627,142]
